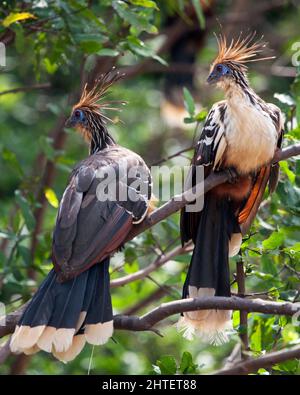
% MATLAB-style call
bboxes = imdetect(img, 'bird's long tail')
[177,194,240,344]
[10,258,113,362]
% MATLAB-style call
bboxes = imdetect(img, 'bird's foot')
[225,167,239,184]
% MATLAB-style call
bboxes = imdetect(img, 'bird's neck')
[223,80,260,109]
[89,126,116,155]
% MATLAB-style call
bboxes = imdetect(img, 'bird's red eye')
[74,110,81,118]
[216,64,223,72]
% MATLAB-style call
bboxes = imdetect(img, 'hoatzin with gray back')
[10,70,152,362]
[179,34,284,343]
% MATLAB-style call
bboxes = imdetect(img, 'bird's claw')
[225,167,239,184]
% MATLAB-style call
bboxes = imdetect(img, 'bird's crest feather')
[212,32,275,70]
[73,68,126,116]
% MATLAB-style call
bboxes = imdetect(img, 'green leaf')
[39,136,56,160]
[273,359,299,373]
[44,188,59,208]
[15,190,36,231]
[280,161,296,184]
[3,12,36,28]
[257,368,270,375]
[43,58,58,74]
[156,355,177,375]
[0,231,19,241]
[191,0,205,29]
[17,245,31,267]
[113,0,157,34]
[127,37,167,65]
[124,246,137,263]
[195,109,208,122]
[183,117,195,124]
[124,260,139,274]
[79,41,103,54]
[250,320,262,352]
[96,48,120,57]
[2,147,23,177]
[74,33,106,54]
[179,352,198,374]
[284,242,300,256]
[11,24,24,54]
[183,87,195,117]
[282,324,299,343]
[262,230,285,250]
[129,0,159,9]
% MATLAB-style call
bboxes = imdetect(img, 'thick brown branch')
[2,297,299,340]
[0,297,300,337]
[113,297,300,332]
[214,344,300,375]
[127,144,300,242]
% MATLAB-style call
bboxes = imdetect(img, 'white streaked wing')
[195,102,227,168]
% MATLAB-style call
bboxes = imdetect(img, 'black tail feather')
[85,259,113,326]
[183,194,238,298]
[178,194,239,343]
[10,258,113,360]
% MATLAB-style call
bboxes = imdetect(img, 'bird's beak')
[207,72,218,85]
[65,117,74,128]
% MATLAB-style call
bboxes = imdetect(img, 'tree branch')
[113,297,300,332]
[0,83,51,96]
[126,144,300,241]
[214,344,300,375]
[1,297,299,339]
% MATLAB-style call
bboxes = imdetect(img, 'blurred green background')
[0,0,300,375]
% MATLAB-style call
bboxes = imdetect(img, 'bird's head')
[65,69,125,142]
[207,33,274,89]
[207,62,233,85]
[65,108,88,129]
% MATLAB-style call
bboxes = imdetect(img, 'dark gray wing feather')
[52,146,151,280]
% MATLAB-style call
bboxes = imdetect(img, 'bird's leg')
[225,167,239,184]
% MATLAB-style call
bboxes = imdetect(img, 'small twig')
[0,340,11,364]
[236,256,249,357]
[150,145,195,166]
[123,287,170,316]
[0,83,51,96]
[284,263,300,280]
[110,242,192,288]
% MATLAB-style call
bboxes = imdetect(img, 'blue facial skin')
[65,109,86,128]
[207,63,232,84]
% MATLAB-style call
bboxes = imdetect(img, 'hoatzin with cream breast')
[179,33,284,343]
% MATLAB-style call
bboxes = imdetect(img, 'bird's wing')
[193,101,227,169]
[52,147,151,281]
[181,102,227,243]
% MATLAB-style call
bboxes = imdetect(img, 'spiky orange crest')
[73,68,125,115]
[212,32,274,71]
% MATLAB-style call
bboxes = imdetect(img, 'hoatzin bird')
[179,34,284,344]
[10,70,152,362]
